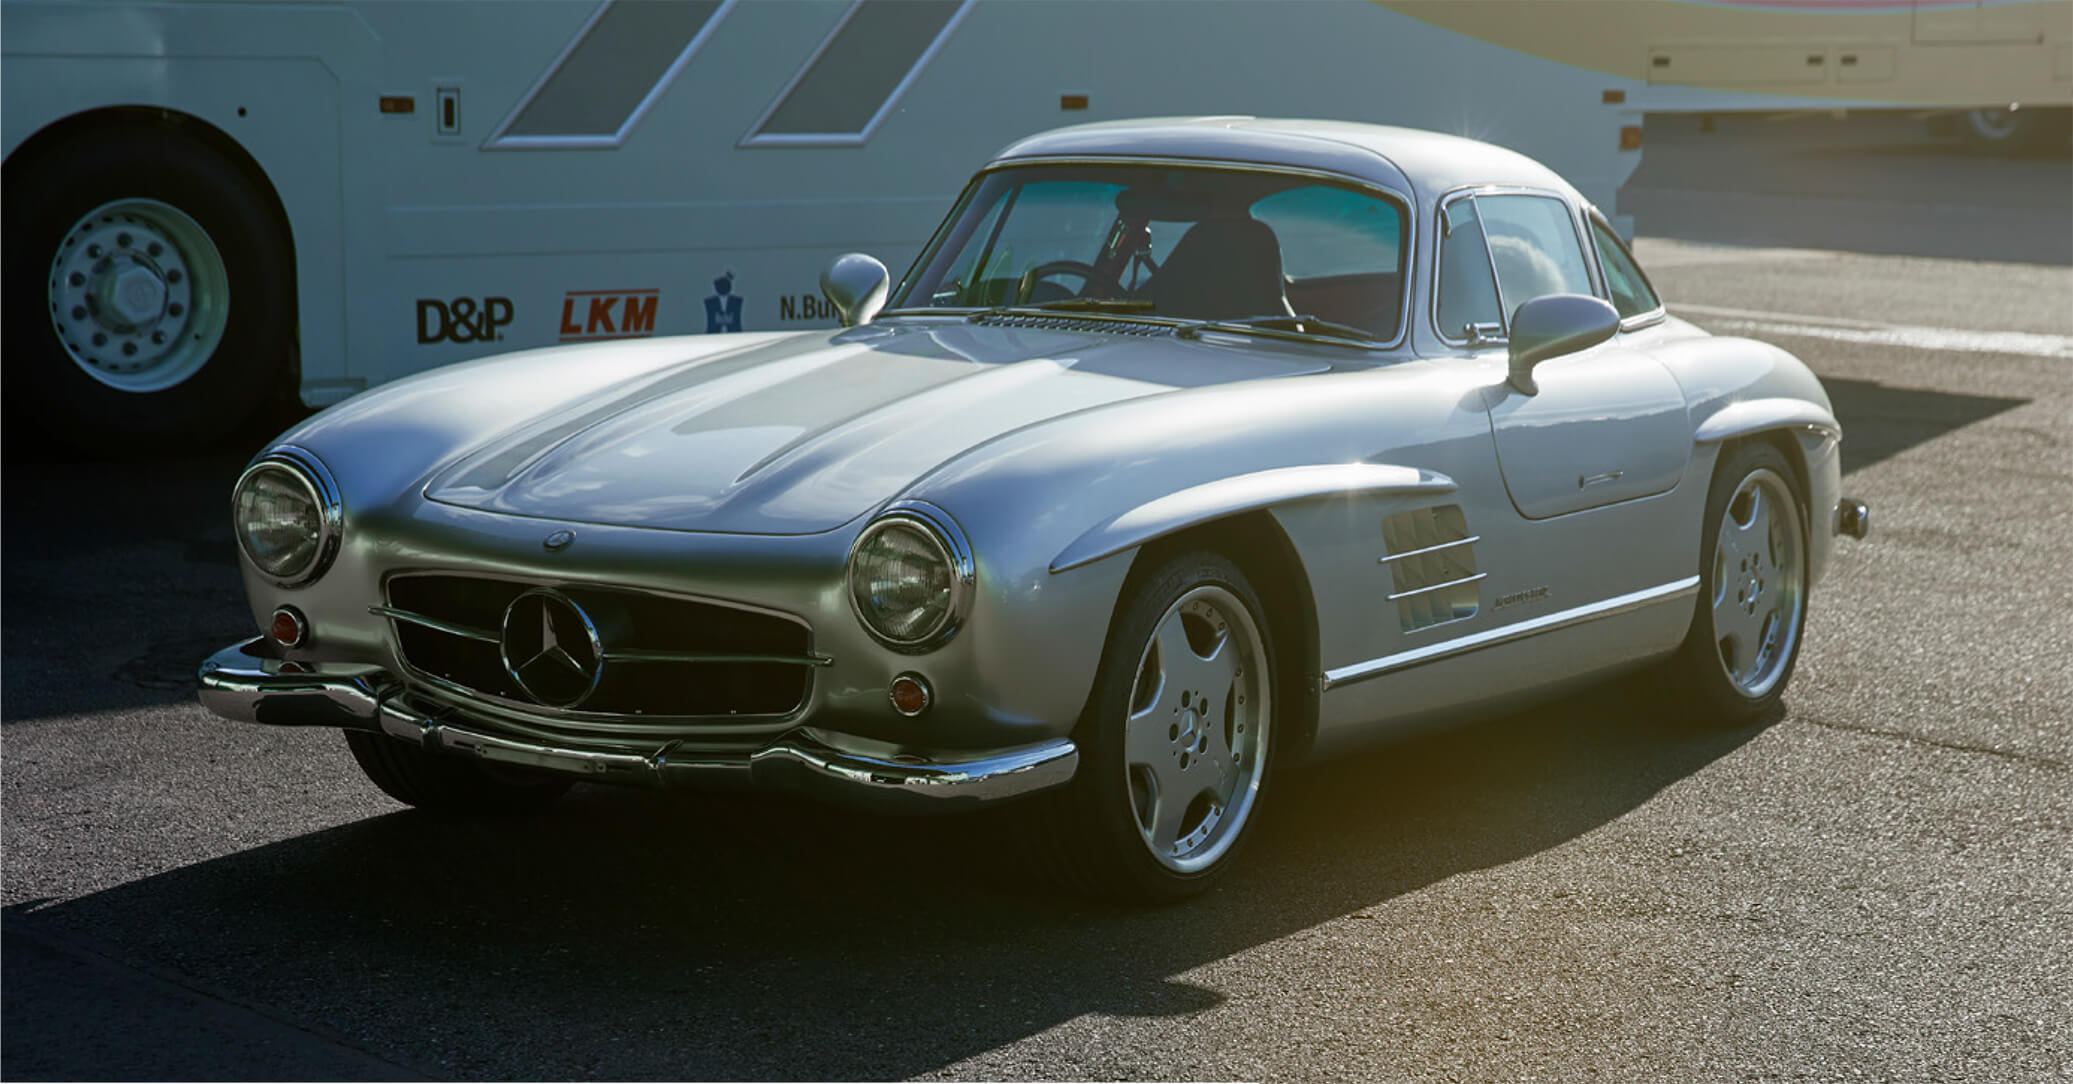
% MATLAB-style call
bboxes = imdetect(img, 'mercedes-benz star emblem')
[499,588,603,708]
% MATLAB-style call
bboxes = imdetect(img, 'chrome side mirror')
[820,253,889,327]
[1506,294,1619,395]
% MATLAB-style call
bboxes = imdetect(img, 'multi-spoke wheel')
[3,119,292,454]
[1122,584,1270,874]
[1669,442,1809,725]
[1030,550,1276,902]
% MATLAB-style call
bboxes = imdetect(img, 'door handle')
[1578,470,1624,489]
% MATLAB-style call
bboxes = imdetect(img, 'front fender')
[900,363,1496,736]
[1050,463,1457,572]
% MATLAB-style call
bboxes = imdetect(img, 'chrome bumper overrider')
[1836,497,1870,540]
[197,638,1077,811]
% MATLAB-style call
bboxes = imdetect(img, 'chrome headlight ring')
[231,445,343,588]
[847,500,976,653]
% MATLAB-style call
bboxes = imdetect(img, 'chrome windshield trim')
[1384,572,1488,602]
[1378,535,1481,564]
[1431,184,1590,349]
[1619,309,1669,332]
[368,605,498,644]
[1321,576,1699,691]
[892,155,1415,353]
[1586,206,1669,334]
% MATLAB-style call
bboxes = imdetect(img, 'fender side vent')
[1380,505,1483,633]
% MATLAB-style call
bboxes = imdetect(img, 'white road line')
[1672,303,2073,360]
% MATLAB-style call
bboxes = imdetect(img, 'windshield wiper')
[966,297,1157,320]
[1173,314,1384,344]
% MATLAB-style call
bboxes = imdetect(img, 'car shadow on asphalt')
[1820,377,2028,476]
[3,681,1765,1080]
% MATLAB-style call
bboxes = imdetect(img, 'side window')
[1590,218,1662,320]
[1436,198,1502,341]
[1473,194,1593,315]
[1250,184,1405,337]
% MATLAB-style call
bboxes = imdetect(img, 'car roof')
[990,116,1579,203]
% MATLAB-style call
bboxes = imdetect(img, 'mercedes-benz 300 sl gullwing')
[201,118,1868,901]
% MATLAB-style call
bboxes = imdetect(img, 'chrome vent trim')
[1380,505,1480,632]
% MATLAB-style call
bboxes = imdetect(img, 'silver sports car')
[201,118,1868,901]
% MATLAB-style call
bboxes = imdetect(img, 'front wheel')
[1666,443,1809,726]
[1030,551,1276,902]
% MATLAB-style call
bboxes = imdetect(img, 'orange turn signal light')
[269,606,307,648]
[889,673,932,717]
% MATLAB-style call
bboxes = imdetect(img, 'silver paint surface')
[219,118,1850,780]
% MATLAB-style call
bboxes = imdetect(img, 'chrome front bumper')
[197,638,1077,812]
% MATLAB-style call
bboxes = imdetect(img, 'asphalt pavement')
[3,116,2069,1081]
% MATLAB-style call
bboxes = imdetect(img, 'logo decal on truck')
[559,289,659,342]
[779,292,838,322]
[704,270,743,333]
[417,297,514,344]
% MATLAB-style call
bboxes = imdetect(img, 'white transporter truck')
[5,0,2065,452]
[2,0,1652,451]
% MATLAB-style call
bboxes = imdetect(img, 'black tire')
[1665,442,1810,727]
[344,731,571,816]
[2,118,293,456]
[1026,550,1278,903]
[1958,106,2073,156]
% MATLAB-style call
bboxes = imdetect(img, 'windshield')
[891,163,1408,339]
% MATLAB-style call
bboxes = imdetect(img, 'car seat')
[1139,217,1294,320]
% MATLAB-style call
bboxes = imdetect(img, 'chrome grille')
[379,573,820,721]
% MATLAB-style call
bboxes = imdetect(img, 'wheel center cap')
[104,264,167,329]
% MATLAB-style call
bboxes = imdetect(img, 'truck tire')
[2,118,292,456]
[1958,106,2073,156]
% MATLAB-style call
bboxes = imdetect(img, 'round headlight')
[232,448,341,586]
[848,505,973,651]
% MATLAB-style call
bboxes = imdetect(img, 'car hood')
[423,321,1328,535]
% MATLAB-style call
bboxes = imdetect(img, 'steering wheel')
[1015,260,1127,304]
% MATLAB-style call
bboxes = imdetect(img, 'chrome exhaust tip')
[1836,498,1870,540]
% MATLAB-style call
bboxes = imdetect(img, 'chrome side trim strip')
[1321,576,1699,691]
[1384,572,1488,602]
[1378,535,1480,564]
[368,605,497,643]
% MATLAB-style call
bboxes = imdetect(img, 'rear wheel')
[344,731,570,816]
[3,119,292,455]
[1029,551,1276,902]
[1666,443,1809,726]
[1958,106,2072,155]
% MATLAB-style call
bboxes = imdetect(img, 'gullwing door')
[1440,191,1688,519]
